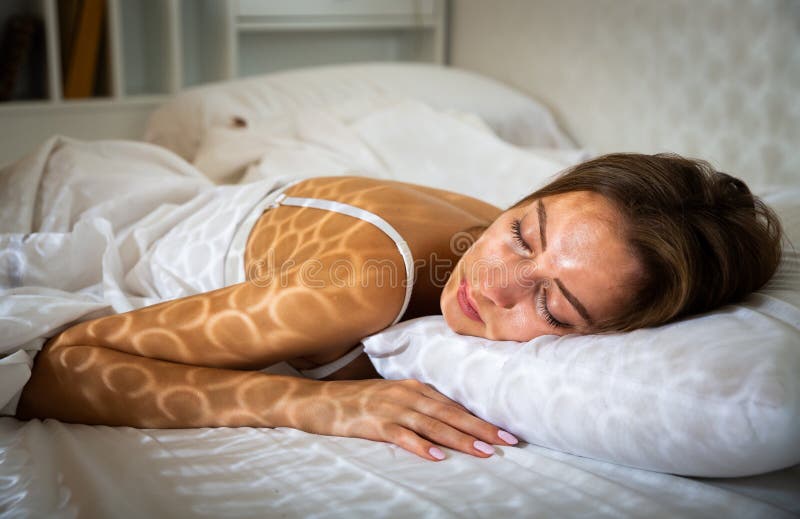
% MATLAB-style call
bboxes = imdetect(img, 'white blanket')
[0,100,576,414]
[2,100,799,518]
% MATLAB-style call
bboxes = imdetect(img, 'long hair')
[508,152,784,332]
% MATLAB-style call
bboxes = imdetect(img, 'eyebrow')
[537,200,547,250]
[537,200,594,326]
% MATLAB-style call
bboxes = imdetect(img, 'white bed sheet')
[1,418,798,518]
[2,99,799,518]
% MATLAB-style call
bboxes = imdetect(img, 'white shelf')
[233,0,446,76]
[237,19,439,32]
[1,0,445,102]
[0,0,446,165]
[236,0,436,18]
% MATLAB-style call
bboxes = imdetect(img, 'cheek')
[475,233,505,259]
[487,305,543,342]
[464,239,508,287]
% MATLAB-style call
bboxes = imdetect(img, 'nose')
[481,280,516,309]
[478,257,540,310]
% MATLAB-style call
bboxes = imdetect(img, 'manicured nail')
[498,430,519,445]
[473,440,495,455]
[429,447,446,460]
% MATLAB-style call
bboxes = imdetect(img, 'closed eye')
[536,288,570,329]
[511,218,531,252]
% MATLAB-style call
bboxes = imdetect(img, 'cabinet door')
[236,0,434,18]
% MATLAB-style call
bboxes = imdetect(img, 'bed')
[1,63,799,518]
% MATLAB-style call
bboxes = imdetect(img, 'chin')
[441,298,478,337]
[442,313,457,333]
[440,280,461,333]
[440,292,456,331]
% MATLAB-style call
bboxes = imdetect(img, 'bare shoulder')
[242,175,502,363]
[288,176,503,223]
[389,180,504,222]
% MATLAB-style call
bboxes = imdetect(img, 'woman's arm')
[52,248,406,370]
[16,339,512,460]
[16,208,518,458]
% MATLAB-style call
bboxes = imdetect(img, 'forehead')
[529,191,640,319]
[539,191,620,220]
[544,192,621,250]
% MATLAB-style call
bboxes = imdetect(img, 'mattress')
[1,418,798,518]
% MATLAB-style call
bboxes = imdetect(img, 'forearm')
[15,339,520,462]
[15,340,317,429]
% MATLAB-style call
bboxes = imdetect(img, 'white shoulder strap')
[298,343,365,380]
[278,194,416,327]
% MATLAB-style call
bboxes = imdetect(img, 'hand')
[290,378,519,461]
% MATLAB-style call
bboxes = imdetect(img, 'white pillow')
[144,62,575,163]
[363,189,800,478]
[192,99,587,207]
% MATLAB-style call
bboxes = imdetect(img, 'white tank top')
[224,179,416,380]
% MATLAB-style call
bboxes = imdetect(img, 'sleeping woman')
[13,151,783,461]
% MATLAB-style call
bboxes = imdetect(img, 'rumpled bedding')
[0,99,577,415]
[2,99,799,518]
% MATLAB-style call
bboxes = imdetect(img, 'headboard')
[449,0,800,190]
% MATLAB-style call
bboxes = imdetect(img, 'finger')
[418,385,470,412]
[385,424,448,462]
[409,382,472,414]
[415,398,519,448]
[405,412,495,458]
[394,380,518,447]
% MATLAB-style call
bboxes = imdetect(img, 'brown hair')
[510,152,784,332]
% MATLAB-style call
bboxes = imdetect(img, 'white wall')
[449,0,800,190]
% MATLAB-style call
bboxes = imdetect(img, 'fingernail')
[498,430,519,445]
[429,447,446,460]
[473,440,495,455]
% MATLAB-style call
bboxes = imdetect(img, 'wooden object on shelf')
[0,15,38,101]
[58,0,81,77]
[63,0,105,99]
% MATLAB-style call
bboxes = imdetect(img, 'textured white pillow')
[363,190,800,478]
[143,62,575,163]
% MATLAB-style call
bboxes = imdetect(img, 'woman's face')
[441,191,642,341]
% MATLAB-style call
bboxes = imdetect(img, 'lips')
[457,279,483,322]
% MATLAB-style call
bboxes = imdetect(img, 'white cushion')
[363,189,800,478]
[143,62,575,163]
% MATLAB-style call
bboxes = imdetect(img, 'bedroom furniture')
[0,0,446,167]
